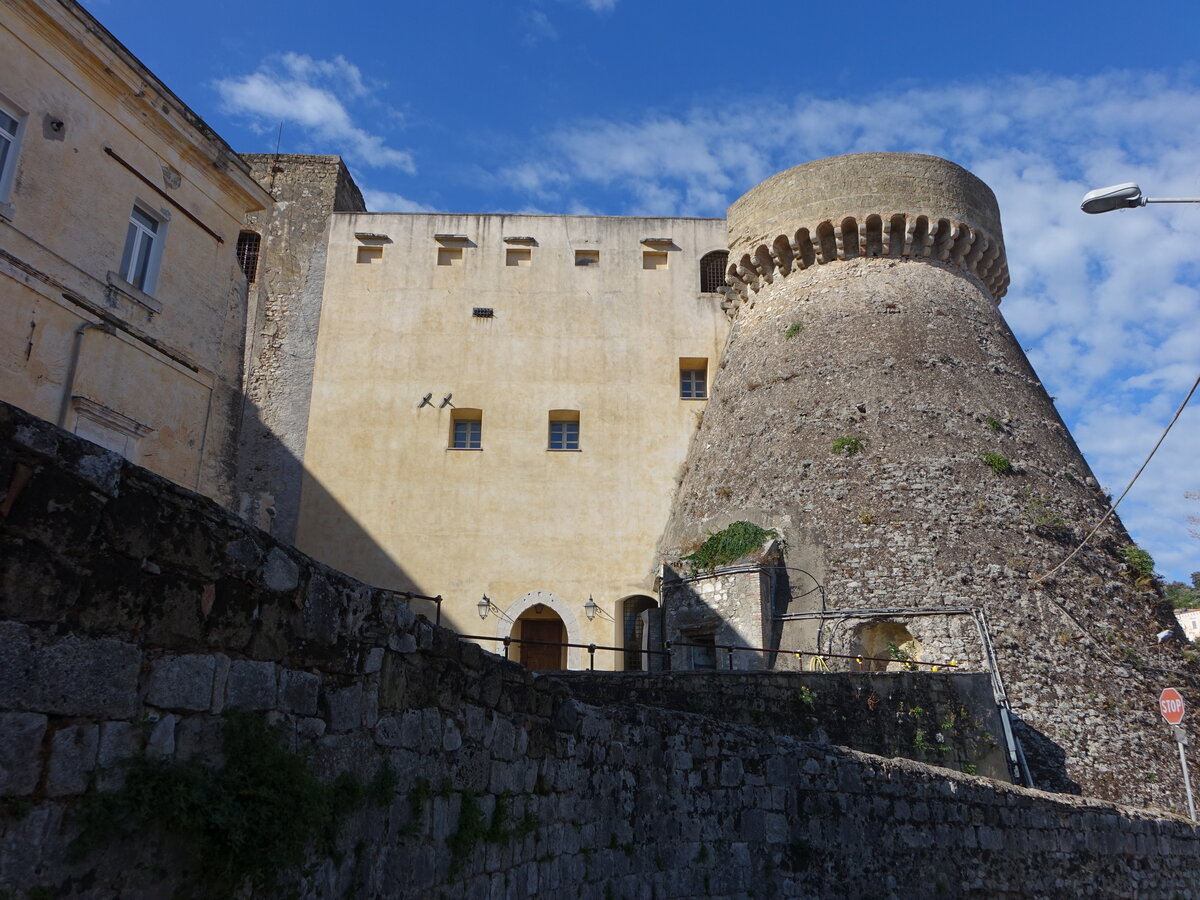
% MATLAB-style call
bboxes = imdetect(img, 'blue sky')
[87,0,1200,581]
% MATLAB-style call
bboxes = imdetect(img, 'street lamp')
[583,595,599,621]
[1081,182,1200,214]
[477,595,491,619]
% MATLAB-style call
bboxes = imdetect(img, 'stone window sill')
[106,271,162,315]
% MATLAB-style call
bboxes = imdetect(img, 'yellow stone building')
[0,0,271,505]
[292,212,731,666]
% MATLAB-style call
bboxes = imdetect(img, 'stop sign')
[1160,688,1186,725]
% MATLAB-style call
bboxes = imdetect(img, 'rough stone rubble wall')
[2,402,1199,898]
[236,154,366,541]
[661,154,1198,810]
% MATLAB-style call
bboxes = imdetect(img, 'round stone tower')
[662,153,1194,810]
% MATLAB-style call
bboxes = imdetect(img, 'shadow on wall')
[236,397,432,618]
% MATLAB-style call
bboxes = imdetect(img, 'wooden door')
[520,619,565,670]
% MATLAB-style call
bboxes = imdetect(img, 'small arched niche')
[851,621,922,673]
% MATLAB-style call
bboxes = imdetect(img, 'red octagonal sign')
[1160,688,1185,725]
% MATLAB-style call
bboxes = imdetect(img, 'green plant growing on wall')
[784,322,804,338]
[1119,545,1156,585]
[912,730,932,753]
[797,686,815,708]
[681,521,779,571]
[1027,495,1071,541]
[72,711,393,897]
[983,415,1003,433]
[980,452,1013,475]
[832,435,867,457]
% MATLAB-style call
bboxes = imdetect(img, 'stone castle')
[3,1,1200,896]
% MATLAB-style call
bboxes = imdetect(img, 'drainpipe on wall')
[57,321,114,429]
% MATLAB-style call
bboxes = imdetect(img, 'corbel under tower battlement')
[723,153,1010,304]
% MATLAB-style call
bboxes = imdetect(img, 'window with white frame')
[679,358,708,399]
[548,411,580,451]
[450,409,482,450]
[118,205,165,293]
[0,97,25,205]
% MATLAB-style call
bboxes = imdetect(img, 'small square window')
[450,410,482,450]
[357,246,383,264]
[506,248,531,267]
[548,412,580,451]
[679,358,708,399]
[118,204,165,294]
[642,250,669,270]
[437,246,463,266]
[574,250,600,267]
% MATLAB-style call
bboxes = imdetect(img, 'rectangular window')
[450,409,482,450]
[680,358,708,399]
[642,250,669,270]
[548,417,579,450]
[506,247,531,267]
[690,635,717,671]
[118,205,163,293]
[0,105,20,203]
[574,250,600,267]
[236,231,261,283]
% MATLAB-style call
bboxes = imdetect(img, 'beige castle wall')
[295,213,730,659]
[0,0,270,503]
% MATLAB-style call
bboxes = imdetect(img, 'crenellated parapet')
[724,153,1009,305]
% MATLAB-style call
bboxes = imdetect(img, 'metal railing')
[459,634,669,670]
[397,591,443,625]
[664,640,960,672]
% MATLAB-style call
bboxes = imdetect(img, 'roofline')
[53,0,272,207]
[333,211,727,222]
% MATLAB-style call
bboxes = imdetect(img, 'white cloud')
[360,187,435,213]
[499,70,1200,578]
[215,53,414,172]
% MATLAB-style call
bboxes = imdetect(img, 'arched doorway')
[617,595,658,671]
[514,604,567,671]
[851,621,921,672]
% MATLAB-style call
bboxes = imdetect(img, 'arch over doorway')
[498,590,583,670]
[851,621,921,672]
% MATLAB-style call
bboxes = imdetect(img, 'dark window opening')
[699,250,729,293]
[237,231,261,283]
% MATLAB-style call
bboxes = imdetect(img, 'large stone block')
[46,724,99,796]
[0,712,47,796]
[146,654,217,711]
[280,669,321,716]
[32,635,141,717]
[225,660,278,710]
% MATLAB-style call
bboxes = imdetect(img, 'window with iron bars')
[699,250,729,294]
[236,231,261,283]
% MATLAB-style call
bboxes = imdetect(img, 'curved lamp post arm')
[1082,182,1200,214]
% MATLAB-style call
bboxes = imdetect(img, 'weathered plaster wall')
[661,153,1198,811]
[0,0,270,506]
[296,212,731,650]
[4,401,1200,899]
[236,154,366,540]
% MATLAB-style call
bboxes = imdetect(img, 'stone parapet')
[725,153,1009,303]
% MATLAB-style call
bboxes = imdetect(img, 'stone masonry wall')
[3,401,1200,898]
[551,670,1012,781]
[236,154,366,541]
